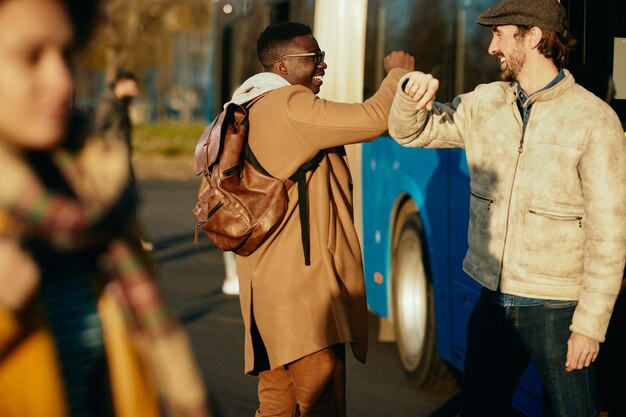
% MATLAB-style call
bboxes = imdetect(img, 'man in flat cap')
[388,0,626,416]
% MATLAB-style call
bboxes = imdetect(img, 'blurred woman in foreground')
[0,1,209,416]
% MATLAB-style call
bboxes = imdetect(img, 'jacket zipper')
[498,102,528,278]
[529,209,583,228]
[470,191,493,209]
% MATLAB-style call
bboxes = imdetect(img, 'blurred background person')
[92,69,153,252]
[93,69,138,152]
[0,0,209,416]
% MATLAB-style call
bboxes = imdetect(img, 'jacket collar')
[506,69,575,106]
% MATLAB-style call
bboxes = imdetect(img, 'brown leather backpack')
[193,98,324,264]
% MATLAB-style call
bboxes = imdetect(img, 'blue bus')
[212,1,626,415]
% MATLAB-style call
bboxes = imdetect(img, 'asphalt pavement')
[138,179,460,417]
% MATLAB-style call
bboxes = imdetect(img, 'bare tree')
[100,0,175,82]
[95,0,212,83]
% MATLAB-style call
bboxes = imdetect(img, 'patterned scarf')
[0,133,208,416]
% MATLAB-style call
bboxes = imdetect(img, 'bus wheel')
[393,212,449,390]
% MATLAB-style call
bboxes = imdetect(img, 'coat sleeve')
[570,112,626,342]
[388,72,473,149]
[281,68,409,150]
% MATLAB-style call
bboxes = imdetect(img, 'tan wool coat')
[236,68,408,375]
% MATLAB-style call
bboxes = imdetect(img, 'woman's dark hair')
[62,0,101,48]
[515,25,576,69]
[257,22,312,69]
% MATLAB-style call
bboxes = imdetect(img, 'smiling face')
[488,25,528,82]
[0,0,74,150]
[276,35,327,94]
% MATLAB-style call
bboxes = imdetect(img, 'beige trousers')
[255,344,346,417]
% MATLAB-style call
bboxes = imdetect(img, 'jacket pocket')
[470,190,493,209]
[520,202,585,279]
[467,189,497,267]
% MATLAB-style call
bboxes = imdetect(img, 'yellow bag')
[0,303,69,417]
[99,291,160,417]
[0,292,160,417]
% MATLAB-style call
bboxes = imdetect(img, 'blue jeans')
[460,291,597,417]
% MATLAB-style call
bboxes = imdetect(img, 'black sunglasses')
[277,50,325,66]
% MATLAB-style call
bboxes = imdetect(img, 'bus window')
[364,0,500,102]
[364,0,456,100]
[454,0,500,95]
[564,0,626,126]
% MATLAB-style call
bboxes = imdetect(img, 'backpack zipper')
[193,201,224,244]
[223,165,240,177]
[194,221,206,244]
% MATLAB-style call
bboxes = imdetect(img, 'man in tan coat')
[229,22,414,416]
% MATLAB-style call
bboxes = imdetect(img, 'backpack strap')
[234,94,268,132]
[242,94,266,113]
[245,144,325,266]
[288,151,326,266]
[240,95,326,266]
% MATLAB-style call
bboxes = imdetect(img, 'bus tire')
[392,211,452,390]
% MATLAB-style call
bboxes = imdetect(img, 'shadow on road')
[152,232,219,264]
[153,232,199,251]
[179,289,234,324]
[155,245,217,264]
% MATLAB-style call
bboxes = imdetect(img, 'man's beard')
[500,46,526,81]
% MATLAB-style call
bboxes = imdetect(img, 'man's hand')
[402,71,439,111]
[384,51,415,73]
[565,331,600,372]
[0,238,40,312]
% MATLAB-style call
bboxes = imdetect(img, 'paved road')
[138,179,460,417]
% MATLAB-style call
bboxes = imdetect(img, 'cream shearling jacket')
[388,70,626,342]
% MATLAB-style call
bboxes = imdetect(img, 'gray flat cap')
[476,0,567,35]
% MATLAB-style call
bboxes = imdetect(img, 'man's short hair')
[113,70,137,86]
[257,22,312,68]
[515,26,576,69]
